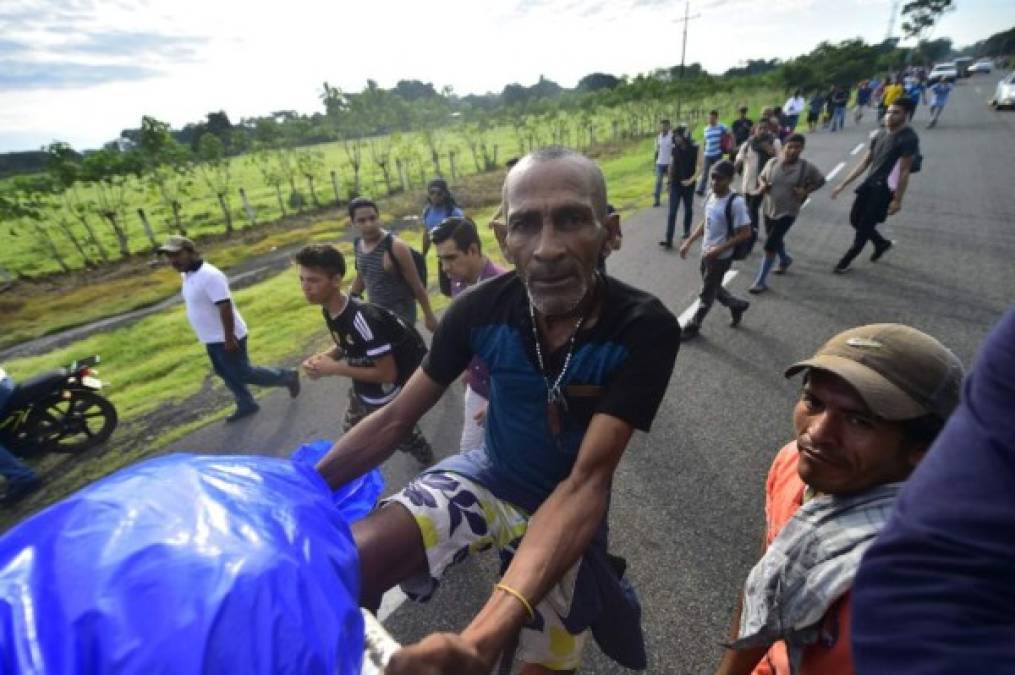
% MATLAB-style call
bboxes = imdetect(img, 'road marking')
[802,197,811,209]
[975,86,983,95]
[826,161,847,181]
[679,270,738,327]
[378,588,408,622]
[869,129,878,139]
[850,142,865,156]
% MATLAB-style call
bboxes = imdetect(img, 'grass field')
[0,85,777,279]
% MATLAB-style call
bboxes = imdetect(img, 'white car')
[929,63,959,82]
[993,73,1015,110]
[969,59,994,74]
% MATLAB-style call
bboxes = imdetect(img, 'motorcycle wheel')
[22,390,118,454]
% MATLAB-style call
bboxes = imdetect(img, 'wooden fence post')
[239,187,257,227]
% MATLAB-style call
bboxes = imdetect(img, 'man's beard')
[526,273,591,318]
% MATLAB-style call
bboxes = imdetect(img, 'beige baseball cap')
[157,235,196,253]
[785,323,964,421]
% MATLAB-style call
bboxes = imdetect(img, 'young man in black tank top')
[297,244,434,465]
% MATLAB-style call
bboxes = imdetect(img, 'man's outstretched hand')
[385,633,490,675]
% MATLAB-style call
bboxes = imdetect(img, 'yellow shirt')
[883,84,904,106]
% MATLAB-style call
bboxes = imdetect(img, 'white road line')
[679,270,738,327]
[378,588,408,622]
[826,161,847,181]
[869,129,878,139]
[801,197,811,209]
[850,142,865,156]
[975,86,983,95]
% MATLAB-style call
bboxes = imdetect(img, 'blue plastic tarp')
[0,449,383,675]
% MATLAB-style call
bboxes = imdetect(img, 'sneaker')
[870,240,894,262]
[833,263,851,274]
[730,302,749,327]
[226,405,260,423]
[774,257,793,275]
[1,476,41,507]
[680,323,700,340]
[286,370,301,398]
[748,284,767,294]
[658,240,673,249]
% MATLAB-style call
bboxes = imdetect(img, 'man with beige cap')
[158,235,300,422]
[714,323,964,675]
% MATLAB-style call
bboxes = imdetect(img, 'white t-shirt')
[703,192,751,260]
[784,96,806,116]
[656,132,674,165]
[181,261,247,344]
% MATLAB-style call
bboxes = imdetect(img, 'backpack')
[721,192,757,261]
[720,129,735,154]
[355,233,427,288]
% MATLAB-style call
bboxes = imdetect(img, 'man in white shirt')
[653,119,673,207]
[679,160,751,339]
[783,90,806,131]
[159,236,300,422]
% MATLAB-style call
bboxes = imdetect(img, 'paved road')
[165,77,1015,673]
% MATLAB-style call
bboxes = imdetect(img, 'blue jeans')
[653,164,669,205]
[697,155,722,194]
[0,441,37,491]
[205,336,293,411]
[831,105,846,131]
[666,182,695,242]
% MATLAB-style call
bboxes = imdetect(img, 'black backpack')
[355,232,427,288]
[721,192,757,261]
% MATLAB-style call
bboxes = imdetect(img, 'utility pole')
[676,0,701,79]
[885,0,900,42]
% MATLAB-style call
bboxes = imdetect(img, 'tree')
[294,148,325,206]
[577,73,621,92]
[45,142,110,262]
[1,177,73,273]
[81,148,142,255]
[901,0,954,42]
[196,132,235,234]
[138,115,193,235]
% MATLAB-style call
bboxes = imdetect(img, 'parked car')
[968,59,994,74]
[992,73,1015,110]
[929,62,959,83]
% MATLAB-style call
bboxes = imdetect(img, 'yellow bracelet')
[494,583,535,621]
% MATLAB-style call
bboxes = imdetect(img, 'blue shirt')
[702,123,727,158]
[422,204,463,233]
[930,81,953,106]
[852,308,1015,672]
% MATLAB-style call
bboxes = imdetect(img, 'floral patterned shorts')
[384,471,589,671]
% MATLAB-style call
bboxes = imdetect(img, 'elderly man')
[715,323,963,675]
[313,147,680,674]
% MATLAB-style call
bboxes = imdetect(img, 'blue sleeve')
[852,308,1015,673]
[452,207,464,218]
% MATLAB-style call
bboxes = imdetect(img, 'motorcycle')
[0,355,118,457]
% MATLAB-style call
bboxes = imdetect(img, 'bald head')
[502,146,609,222]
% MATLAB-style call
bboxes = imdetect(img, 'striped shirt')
[702,122,728,158]
[355,232,416,321]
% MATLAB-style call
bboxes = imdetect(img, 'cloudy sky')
[0,0,1010,152]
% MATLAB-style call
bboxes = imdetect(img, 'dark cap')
[157,235,196,254]
[710,160,736,179]
[786,323,964,421]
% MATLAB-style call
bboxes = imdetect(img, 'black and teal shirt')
[423,271,680,506]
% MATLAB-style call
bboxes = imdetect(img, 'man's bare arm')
[832,151,872,196]
[392,239,437,329]
[349,274,365,297]
[315,368,446,489]
[459,413,635,664]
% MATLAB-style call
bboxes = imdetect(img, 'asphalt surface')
[164,76,1015,674]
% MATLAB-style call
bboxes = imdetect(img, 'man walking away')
[715,323,962,675]
[749,134,826,293]
[854,80,872,123]
[697,110,729,196]
[829,86,849,132]
[158,236,299,423]
[782,91,805,131]
[735,120,780,242]
[348,197,439,332]
[731,107,754,160]
[430,217,505,453]
[927,77,954,128]
[296,244,434,465]
[806,91,824,132]
[653,120,673,207]
[679,160,751,340]
[660,125,700,248]
[831,98,918,273]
